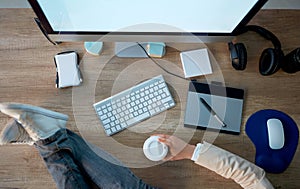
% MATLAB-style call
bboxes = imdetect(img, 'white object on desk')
[93,75,175,136]
[55,52,82,88]
[180,48,212,78]
[267,118,285,149]
[115,42,149,58]
[143,136,168,161]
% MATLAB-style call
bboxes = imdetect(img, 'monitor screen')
[28,0,268,42]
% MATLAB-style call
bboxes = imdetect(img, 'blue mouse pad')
[246,109,299,173]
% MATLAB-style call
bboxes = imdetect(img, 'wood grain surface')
[0,9,299,189]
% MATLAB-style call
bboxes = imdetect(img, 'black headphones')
[228,25,300,75]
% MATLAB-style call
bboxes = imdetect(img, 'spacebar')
[126,112,150,126]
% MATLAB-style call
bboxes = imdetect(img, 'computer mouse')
[267,118,285,149]
[143,136,168,161]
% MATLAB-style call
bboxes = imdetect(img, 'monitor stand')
[84,42,166,58]
[114,42,166,58]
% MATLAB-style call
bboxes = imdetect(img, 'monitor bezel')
[27,0,268,41]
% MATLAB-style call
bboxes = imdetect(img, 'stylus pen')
[200,98,227,127]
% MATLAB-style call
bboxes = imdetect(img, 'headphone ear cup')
[229,43,247,70]
[259,48,283,75]
[282,48,300,73]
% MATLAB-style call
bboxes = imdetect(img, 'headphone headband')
[236,25,282,50]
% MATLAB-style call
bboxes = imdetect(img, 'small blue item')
[84,41,103,55]
[245,109,299,173]
[147,42,166,58]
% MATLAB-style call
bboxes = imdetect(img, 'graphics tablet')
[184,81,245,134]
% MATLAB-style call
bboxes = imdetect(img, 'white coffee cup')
[143,136,168,161]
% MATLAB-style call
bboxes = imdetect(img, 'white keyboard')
[93,75,175,136]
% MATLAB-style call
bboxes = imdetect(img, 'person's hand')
[153,134,195,161]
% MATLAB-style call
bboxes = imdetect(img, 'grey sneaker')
[0,119,34,145]
[0,103,68,141]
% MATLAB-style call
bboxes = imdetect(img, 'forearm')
[193,142,274,189]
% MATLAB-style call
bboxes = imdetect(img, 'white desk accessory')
[93,75,175,136]
[143,136,168,161]
[54,51,82,88]
[267,118,285,149]
[180,48,212,78]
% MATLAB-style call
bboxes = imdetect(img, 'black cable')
[34,18,61,45]
[137,43,190,81]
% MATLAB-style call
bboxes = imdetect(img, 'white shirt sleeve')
[191,143,202,161]
[193,141,274,189]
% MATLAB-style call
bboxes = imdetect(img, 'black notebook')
[184,81,245,135]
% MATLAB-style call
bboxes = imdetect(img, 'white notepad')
[55,52,82,88]
[180,48,212,78]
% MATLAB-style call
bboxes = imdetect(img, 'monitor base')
[115,42,166,58]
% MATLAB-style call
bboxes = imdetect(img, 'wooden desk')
[0,9,299,189]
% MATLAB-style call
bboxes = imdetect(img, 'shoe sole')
[0,119,34,145]
[0,103,68,121]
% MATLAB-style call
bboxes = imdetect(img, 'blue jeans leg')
[35,129,159,189]
[35,129,94,189]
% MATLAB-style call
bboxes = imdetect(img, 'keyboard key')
[150,109,156,115]
[161,96,173,104]
[126,112,150,126]
[98,111,103,116]
[106,129,112,135]
[103,119,110,125]
[121,123,127,128]
[100,115,107,120]
[158,83,165,88]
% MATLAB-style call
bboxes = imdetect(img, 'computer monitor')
[28,0,268,43]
